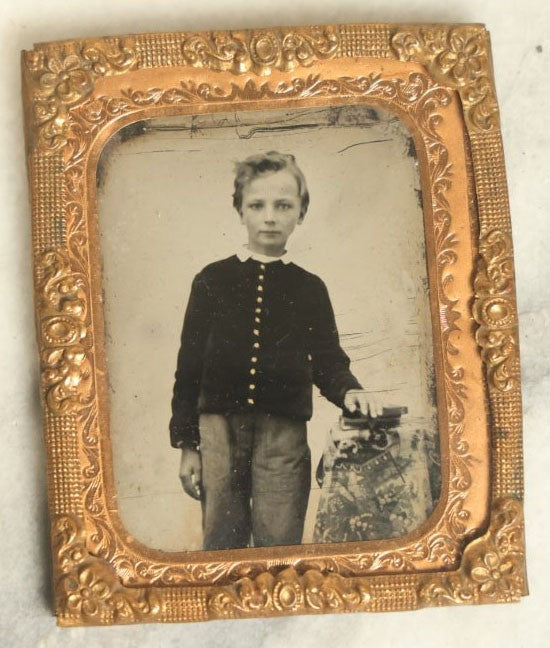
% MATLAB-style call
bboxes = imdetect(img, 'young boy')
[169,151,380,550]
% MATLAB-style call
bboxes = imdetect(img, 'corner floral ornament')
[392,25,498,131]
[64,568,112,617]
[436,31,483,85]
[38,54,93,107]
[55,516,160,624]
[470,552,516,597]
[25,38,137,151]
[419,499,526,605]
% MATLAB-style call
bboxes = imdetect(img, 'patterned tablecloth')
[313,417,440,543]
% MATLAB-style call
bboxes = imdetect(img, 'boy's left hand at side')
[344,389,382,419]
[179,448,202,500]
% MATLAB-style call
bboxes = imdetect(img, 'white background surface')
[1,1,548,646]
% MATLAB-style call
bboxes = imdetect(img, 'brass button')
[251,356,258,363]
[259,274,265,281]
[256,296,263,304]
[249,384,256,390]
[260,264,266,270]
[253,342,260,349]
[250,368,256,375]
[255,307,262,314]
[257,285,263,292]
[247,398,255,405]
[255,317,261,324]
[253,329,260,336]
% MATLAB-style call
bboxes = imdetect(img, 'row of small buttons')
[247,263,266,406]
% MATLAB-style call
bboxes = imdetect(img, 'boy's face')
[240,169,304,256]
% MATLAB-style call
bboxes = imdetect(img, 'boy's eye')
[248,202,263,210]
[276,202,293,211]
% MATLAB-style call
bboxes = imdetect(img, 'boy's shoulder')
[288,262,327,288]
[196,255,240,278]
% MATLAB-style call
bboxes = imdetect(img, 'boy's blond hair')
[232,151,310,217]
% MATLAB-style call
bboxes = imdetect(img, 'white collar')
[236,246,293,265]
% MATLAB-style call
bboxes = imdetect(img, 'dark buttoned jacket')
[169,255,362,449]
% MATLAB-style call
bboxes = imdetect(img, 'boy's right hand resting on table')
[344,389,382,419]
[179,448,202,500]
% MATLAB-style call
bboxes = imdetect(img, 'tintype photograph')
[97,105,440,552]
[22,22,525,625]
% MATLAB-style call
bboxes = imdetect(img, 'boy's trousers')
[199,411,311,550]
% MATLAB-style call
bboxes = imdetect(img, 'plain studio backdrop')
[98,106,436,550]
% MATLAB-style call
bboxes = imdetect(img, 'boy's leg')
[251,413,311,547]
[199,413,254,550]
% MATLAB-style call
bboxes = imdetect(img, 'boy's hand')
[179,448,202,500]
[344,389,382,419]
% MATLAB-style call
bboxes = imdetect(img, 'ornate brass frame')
[22,23,526,626]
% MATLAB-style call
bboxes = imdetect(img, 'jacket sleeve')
[169,273,212,450]
[310,278,362,408]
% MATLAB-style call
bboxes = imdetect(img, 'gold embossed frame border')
[21,23,526,626]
